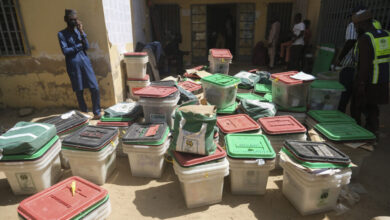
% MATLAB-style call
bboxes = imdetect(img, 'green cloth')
[254,83,272,94]
[170,105,217,155]
[0,122,56,156]
[310,80,345,90]
[234,71,260,89]
[240,99,277,120]
[256,71,272,84]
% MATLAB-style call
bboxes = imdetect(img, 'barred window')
[317,0,390,48]
[0,0,28,56]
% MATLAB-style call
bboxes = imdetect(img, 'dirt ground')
[1,65,390,219]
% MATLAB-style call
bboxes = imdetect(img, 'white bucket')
[173,158,229,208]
[59,135,71,169]
[62,137,118,185]
[83,198,112,220]
[138,94,179,128]
[127,80,150,101]
[208,55,232,74]
[280,158,351,215]
[124,56,148,79]
[0,140,62,195]
[227,157,275,195]
[122,138,170,178]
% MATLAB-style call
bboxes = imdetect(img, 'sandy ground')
[1,105,389,220]
[0,64,390,219]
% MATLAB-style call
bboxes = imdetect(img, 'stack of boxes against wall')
[124,52,150,100]
[0,47,377,218]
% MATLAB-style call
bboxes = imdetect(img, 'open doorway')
[207,4,237,57]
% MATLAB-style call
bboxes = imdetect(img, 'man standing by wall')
[267,15,280,70]
[58,9,102,119]
[351,9,389,137]
[288,13,305,71]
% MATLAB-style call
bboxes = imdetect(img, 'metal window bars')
[0,0,29,56]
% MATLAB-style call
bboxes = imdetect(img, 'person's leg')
[288,45,299,70]
[89,88,101,116]
[365,104,379,134]
[296,45,304,71]
[286,45,291,63]
[268,45,276,68]
[350,95,362,125]
[338,67,355,112]
[280,42,286,58]
[75,90,88,113]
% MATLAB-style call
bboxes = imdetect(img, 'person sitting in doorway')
[288,13,305,71]
[267,15,280,70]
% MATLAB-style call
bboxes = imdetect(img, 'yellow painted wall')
[151,0,296,63]
[107,43,134,104]
[0,0,116,109]
[306,0,321,44]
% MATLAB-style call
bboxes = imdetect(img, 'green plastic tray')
[314,122,376,141]
[217,102,238,114]
[263,93,272,102]
[307,110,355,123]
[254,83,272,94]
[201,73,240,87]
[0,136,59,161]
[236,93,266,101]
[225,134,275,159]
[312,43,335,75]
[72,195,109,220]
[101,115,133,122]
[310,80,345,90]
[122,127,170,146]
[276,105,307,113]
[281,148,351,169]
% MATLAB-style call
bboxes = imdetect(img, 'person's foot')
[92,112,102,120]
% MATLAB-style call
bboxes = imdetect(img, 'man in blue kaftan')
[58,9,101,119]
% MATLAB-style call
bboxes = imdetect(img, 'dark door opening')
[207,4,237,57]
[266,3,293,45]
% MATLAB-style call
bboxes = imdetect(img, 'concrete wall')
[0,0,116,109]
[131,0,148,44]
[306,0,321,44]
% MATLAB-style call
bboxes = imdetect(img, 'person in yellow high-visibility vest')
[351,9,389,137]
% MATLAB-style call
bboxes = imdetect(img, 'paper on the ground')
[195,70,212,78]
[334,203,350,216]
[162,76,178,82]
[290,71,316,81]
[308,128,326,142]
[186,69,197,74]
[343,142,367,149]
[61,110,76,120]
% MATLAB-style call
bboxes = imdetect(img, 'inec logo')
[379,38,388,50]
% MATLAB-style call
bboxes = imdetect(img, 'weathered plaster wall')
[0,0,116,109]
